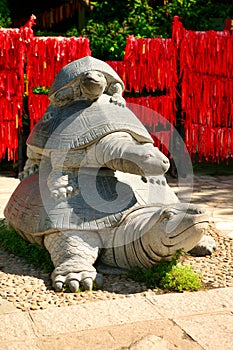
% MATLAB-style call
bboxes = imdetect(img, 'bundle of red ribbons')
[27,36,91,90]
[27,36,91,126]
[0,28,24,161]
[182,72,233,128]
[175,17,233,162]
[123,36,178,94]
[185,125,233,162]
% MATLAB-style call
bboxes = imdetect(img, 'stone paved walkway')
[0,285,233,349]
[0,171,233,349]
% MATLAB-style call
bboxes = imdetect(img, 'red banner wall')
[173,16,233,162]
[0,16,233,163]
[0,28,24,161]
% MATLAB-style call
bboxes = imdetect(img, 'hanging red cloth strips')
[125,96,176,156]
[172,16,186,49]
[105,61,129,91]
[0,26,25,161]
[26,35,91,127]
[178,19,233,162]
[124,36,177,95]
[28,94,50,129]
[123,35,178,156]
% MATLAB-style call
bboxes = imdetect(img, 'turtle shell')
[27,101,153,152]
[49,56,124,102]
[4,170,137,245]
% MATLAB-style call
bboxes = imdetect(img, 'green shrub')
[76,0,161,60]
[160,264,202,291]
[32,86,50,95]
[128,250,203,292]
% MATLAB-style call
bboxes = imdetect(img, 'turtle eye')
[162,211,175,222]
[145,153,153,160]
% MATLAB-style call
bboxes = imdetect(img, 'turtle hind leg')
[44,230,103,292]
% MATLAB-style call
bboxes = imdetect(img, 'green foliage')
[128,250,203,292]
[0,0,11,27]
[32,86,50,95]
[161,264,203,291]
[0,219,53,273]
[65,0,233,60]
[67,0,161,60]
[153,0,233,34]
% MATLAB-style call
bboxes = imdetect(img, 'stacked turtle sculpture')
[4,56,216,292]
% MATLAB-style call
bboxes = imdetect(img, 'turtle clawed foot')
[110,95,126,107]
[50,186,75,201]
[53,272,103,292]
[189,235,217,256]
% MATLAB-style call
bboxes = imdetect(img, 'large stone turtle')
[4,57,215,293]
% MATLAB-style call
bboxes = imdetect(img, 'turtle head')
[142,203,209,263]
[80,70,108,100]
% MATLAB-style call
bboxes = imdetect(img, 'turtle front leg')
[44,230,103,292]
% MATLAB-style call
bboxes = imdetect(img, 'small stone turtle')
[49,56,126,107]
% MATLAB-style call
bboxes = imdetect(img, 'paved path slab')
[174,312,233,350]
[29,295,163,336]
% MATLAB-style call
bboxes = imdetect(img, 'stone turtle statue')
[4,57,215,292]
[49,55,126,107]
[19,56,126,180]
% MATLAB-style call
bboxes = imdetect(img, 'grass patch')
[128,250,203,292]
[0,219,53,273]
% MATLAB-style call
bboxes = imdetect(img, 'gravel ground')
[0,223,232,312]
